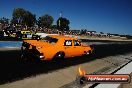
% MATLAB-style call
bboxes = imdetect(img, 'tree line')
[0,8,70,31]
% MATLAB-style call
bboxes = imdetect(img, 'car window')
[26,32,31,35]
[64,40,72,46]
[43,36,58,44]
[74,40,81,46]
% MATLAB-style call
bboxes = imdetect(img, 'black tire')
[53,52,65,61]
[20,49,30,62]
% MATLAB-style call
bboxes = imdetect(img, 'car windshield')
[43,36,58,44]
[26,32,31,35]
[74,40,81,46]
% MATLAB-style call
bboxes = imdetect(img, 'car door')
[72,40,84,56]
[63,40,75,58]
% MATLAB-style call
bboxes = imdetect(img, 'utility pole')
[59,11,62,28]
[60,11,62,18]
[58,11,63,35]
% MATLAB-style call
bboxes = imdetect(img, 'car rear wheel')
[20,48,30,62]
[20,52,28,62]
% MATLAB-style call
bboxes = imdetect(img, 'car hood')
[81,43,89,47]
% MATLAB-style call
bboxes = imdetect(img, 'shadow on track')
[0,43,132,84]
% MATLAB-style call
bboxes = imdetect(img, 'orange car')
[21,35,94,61]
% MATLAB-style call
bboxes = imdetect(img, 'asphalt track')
[0,41,132,85]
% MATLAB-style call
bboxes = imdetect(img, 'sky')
[0,0,132,35]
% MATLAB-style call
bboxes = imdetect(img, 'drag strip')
[0,42,132,85]
[61,54,132,88]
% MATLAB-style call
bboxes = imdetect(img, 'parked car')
[16,30,33,39]
[21,35,94,61]
[21,31,32,39]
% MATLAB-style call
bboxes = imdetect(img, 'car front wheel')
[53,52,65,61]
[84,50,92,56]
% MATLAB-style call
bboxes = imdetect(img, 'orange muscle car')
[21,35,94,61]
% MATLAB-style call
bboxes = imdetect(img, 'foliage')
[52,25,57,29]
[57,17,70,31]
[11,8,36,27]
[0,17,9,24]
[37,14,54,28]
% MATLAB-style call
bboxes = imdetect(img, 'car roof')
[48,35,77,40]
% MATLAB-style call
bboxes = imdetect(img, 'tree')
[11,8,36,27]
[36,17,41,28]
[11,8,25,25]
[37,14,54,28]
[0,17,9,25]
[0,17,9,30]
[52,25,57,29]
[57,17,70,31]
[24,11,36,27]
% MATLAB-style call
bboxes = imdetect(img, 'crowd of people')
[0,24,129,39]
